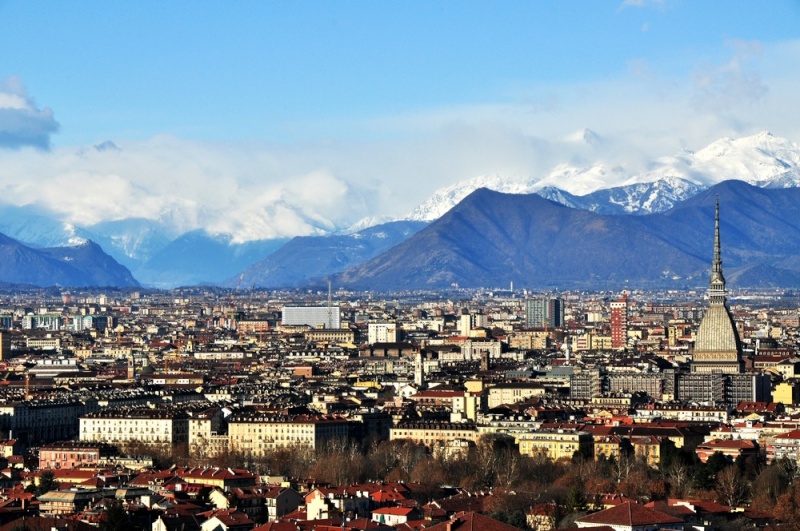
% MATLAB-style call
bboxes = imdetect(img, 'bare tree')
[716,466,748,509]
[667,461,690,498]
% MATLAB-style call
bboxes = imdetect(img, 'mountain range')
[405,131,800,220]
[0,234,139,287]
[337,180,800,290]
[1,131,800,289]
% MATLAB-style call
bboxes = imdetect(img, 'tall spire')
[709,196,726,304]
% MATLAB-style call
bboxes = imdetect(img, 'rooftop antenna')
[327,279,333,329]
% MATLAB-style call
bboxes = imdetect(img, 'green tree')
[99,500,131,531]
[36,471,59,496]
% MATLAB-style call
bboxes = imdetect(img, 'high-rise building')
[525,297,564,329]
[281,306,340,329]
[610,294,628,350]
[0,332,10,361]
[459,314,472,337]
[691,199,743,374]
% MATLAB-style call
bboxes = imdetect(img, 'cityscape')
[2,2,800,531]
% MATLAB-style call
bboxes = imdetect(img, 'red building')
[610,294,628,350]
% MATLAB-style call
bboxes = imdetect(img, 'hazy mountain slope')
[134,230,289,287]
[0,233,139,287]
[235,220,428,288]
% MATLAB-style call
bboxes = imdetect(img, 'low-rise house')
[695,439,758,463]
[370,506,418,526]
[575,501,684,530]
[199,509,255,531]
[766,429,800,464]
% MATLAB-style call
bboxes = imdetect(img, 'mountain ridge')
[336,181,800,291]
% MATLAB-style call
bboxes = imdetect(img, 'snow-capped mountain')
[406,174,540,222]
[625,131,800,188]
[405,131,800,221]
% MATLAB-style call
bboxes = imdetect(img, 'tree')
[667,461,691,498]
[36,471,59,496]
[565,484,586,513]
[99,501,131,531]
[716,466,748,509]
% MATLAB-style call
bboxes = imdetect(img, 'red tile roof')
[576,501,684,526]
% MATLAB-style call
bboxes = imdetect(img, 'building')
[674,372,771,404]
[610,294,628,349]
[691,200,743,374]
[39,442,116,469]
[368,322,397,344]
[302,328,354,344]
[571,368,602,400]
[517,429,593,461]
[607,373,663,399]
[486,382,545,409]
[766,429,800,464]
[575,501,684,530]
[227,412,350,456]
[390,421,478,447]
[0,332,9,360]
[695,439,758,463]
[281,306,340,329]
[79,407,190,448]
[525,298,564,329]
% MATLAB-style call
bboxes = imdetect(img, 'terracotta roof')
[424,511,521,531]
[576,501,684,526]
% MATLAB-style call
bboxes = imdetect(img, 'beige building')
[486,382,545,409]
[228,412,350,456]
[517,429,593,461]
[188,408,229,459]
[303,328,355,344]
[774,382,800,406]
[390,421,479,447]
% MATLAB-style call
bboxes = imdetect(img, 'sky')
[1,1,799,241]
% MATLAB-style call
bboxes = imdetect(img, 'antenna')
[327,279,333,329]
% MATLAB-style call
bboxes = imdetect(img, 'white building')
[282,306,340,329]
[368,322,397,344]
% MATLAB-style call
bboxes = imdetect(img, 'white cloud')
[691,40,768,113]
[0,38,798,241]
[0,77,59,149]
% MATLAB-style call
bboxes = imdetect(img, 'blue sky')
[1,1,799,238]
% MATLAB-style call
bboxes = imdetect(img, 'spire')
[709,196,726,303]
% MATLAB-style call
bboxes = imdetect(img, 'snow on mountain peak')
[405,173,538,221]
[341,216,394,234]
[405,131,800,222]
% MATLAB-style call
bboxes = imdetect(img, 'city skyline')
[1,2,800,239]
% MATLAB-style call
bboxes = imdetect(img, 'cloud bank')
[0,39,798,242]
[0,77,59,149]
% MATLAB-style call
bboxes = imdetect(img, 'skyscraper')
[525,297,564,329]
[610,294,628,350]
[691,199,743,374]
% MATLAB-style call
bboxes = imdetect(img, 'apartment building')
[227,412,350,456]
[79,407,190,448]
